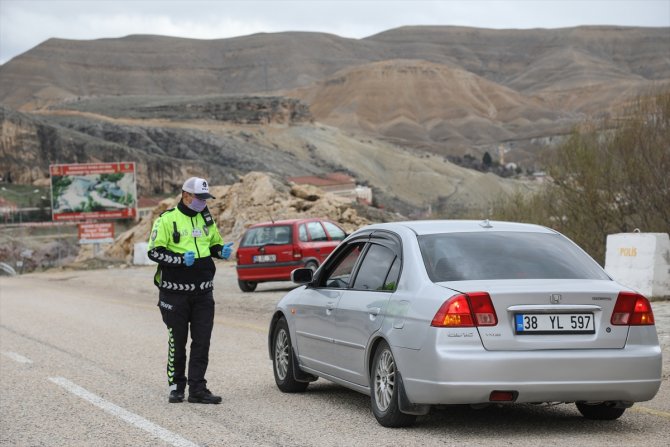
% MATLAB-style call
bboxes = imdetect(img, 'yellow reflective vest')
[148,202,224,294]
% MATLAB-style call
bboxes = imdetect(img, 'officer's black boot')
[188,388,222,404]
[169,389,185,403]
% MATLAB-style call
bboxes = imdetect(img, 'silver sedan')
[268,220,662,427]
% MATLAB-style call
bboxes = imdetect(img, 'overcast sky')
[1,0,668,64]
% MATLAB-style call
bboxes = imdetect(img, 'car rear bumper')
[236,261,304,282]
[397,341,662,405]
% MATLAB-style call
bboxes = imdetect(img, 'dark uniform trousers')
[158,289,215,393]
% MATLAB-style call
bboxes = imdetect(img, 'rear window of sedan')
[418,231,610,282]
[241,225,292,247]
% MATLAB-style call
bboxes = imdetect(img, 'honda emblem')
[550,294,562,304]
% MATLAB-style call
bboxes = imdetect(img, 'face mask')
[187,197,207,212]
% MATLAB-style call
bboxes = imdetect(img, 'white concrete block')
[605,232,670,298]
[133,242,154,265]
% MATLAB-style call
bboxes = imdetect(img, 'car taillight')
[293,246,302,259]
[431,292,498,327]
[611,291,655,326]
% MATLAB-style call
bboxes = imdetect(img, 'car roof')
[246,218,328,228]
[361,220,556,236]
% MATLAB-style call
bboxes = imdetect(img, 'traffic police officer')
[148,176,233,404]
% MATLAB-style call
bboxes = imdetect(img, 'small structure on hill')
[137,197,163,220]
[288,173,372,205]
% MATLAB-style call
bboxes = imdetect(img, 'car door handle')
[326,302,335,315]
[369,307,381,316]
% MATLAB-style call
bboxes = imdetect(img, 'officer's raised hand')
[221,242,233,260]
[183,251,195,266]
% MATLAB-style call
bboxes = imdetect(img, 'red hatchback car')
[235,218,347,292]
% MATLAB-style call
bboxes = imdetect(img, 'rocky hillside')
[1,95,529,215]
[0,98,320,193]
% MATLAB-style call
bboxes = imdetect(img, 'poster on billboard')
[50,162,137,221]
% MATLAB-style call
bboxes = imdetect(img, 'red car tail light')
[431,292,498,327]
[611,291,655,326]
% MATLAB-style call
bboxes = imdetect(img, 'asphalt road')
[1,264,669,447]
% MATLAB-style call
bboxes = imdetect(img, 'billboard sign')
[78,222,115,244]
[50,162,137,221]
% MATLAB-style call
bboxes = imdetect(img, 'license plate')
[515,313,595,335]
[253,254,276,263]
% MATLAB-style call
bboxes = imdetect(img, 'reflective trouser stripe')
[167,327,175,385]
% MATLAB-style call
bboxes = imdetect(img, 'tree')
[482,151,492,167]
[492,91,670,264]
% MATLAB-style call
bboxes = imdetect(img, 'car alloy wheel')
[272,317,309,393]
[374,349,396,412]
[370,341,417,427]
[274,328,289,381]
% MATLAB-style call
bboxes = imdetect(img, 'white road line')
[1,351,33,363]
[48,377,198,447]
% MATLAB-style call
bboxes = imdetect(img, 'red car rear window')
[241,225,292,247]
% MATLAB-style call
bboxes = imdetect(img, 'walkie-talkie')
[172,221,180,243]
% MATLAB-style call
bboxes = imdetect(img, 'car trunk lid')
[438,279,630,350]
[237,224,295,266]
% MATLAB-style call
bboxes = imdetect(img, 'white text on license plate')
[515,313,595,334]
[253,254,276,263]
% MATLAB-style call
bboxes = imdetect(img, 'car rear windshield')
[418,231,610,282]
[240,225,292,247]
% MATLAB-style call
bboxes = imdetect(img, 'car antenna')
[268,211,275,224]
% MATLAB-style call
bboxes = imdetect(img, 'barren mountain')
[289,59,572,157]
[366,26,670,87]
[0,26,667,215]
[1,25,666,161]
[2,26,666,111]
[0,32,380,110]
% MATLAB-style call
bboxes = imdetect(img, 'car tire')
[305,261,318,272]
[238,279,257,292]
[576,402,626,420]
[272,317,309,393]
[370,341,417,427]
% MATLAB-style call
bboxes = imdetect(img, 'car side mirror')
[291,268,314,285]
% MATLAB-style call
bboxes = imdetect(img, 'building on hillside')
[0,197,18,223]
[137,197,163,220]
[288,173,372,205]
